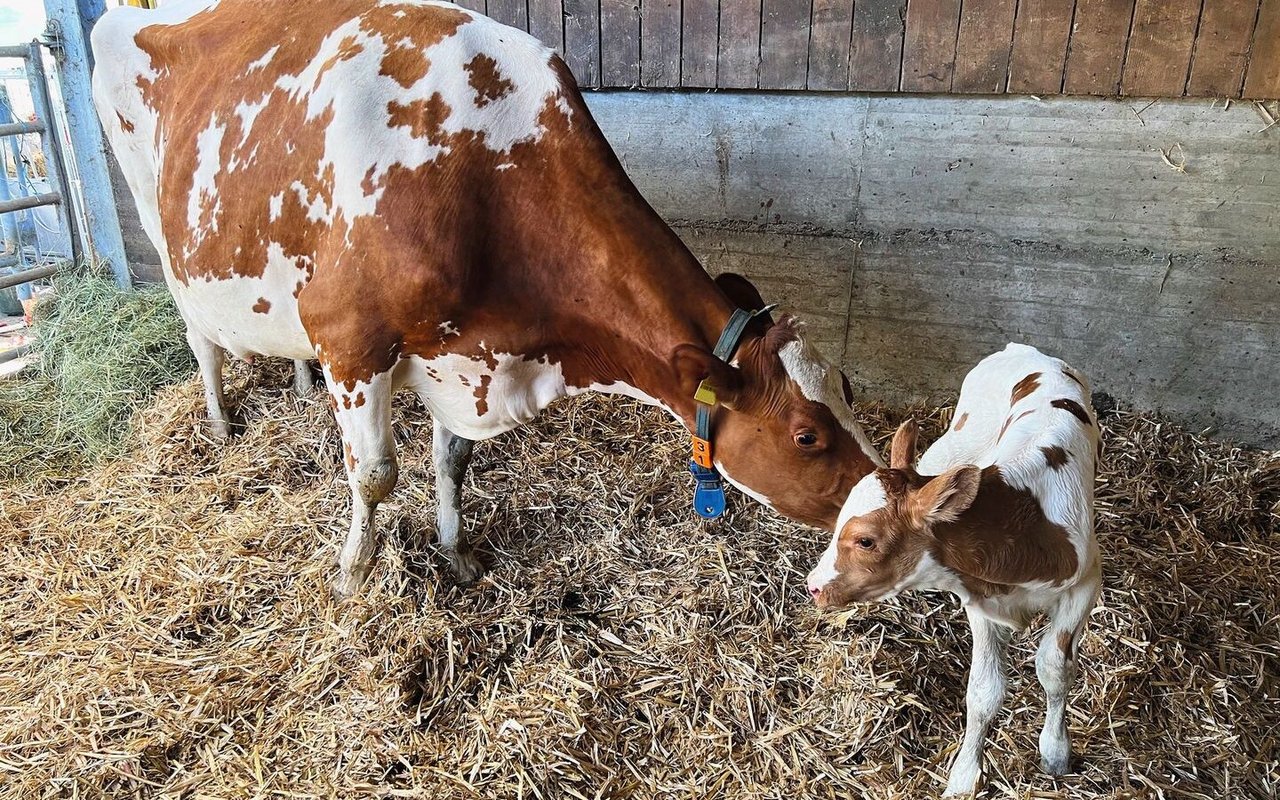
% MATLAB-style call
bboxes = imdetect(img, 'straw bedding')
[1,359,1276,799]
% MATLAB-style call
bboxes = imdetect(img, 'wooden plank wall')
[459,0,1280,98]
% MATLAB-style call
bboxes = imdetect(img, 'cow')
[91,0,884,598]
[806,343,1101,796]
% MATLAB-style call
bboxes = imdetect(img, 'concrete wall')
[585,93,1280,447]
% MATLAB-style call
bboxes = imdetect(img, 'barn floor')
[1,360,1276,799]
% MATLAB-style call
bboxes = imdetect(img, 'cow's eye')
[794,431,819,448]
[856,537,876,550]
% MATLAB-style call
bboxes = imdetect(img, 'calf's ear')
[673,344,743,409]
[714,272,775,325]
[911,464,981,526]
[890,419,918,471]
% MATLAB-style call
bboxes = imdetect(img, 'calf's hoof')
[1040,752,1071,776]
[330,568,369,602]
[448,549,485,586]
[943,768,980,798]
[207,417,231,441]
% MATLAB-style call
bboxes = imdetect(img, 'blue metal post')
[43,0,129,287]
[0,87,23,254]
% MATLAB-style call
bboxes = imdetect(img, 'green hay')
[0,267,193,483]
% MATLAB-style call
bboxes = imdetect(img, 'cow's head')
[672,274,883,530]
[805,420,981,608]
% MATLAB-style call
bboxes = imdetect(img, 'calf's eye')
[856,537,876,550]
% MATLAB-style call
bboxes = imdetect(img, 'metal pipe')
[0,254,17,268]
[0,343,31,365]
[0,192,61,214]
[0,46,28,59]
[24,42,79,268]
[0,120,45,137]
[0,262,58,290]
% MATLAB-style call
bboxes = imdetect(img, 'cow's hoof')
[449,549,485,586]
[207,418,231,441]
[1040,752,1071,776]
[330,571,365,602]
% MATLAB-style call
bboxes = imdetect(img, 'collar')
[688,304,776,518]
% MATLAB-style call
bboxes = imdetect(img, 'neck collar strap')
[688,304,776,518]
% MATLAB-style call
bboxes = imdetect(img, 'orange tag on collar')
[691,436,713,468]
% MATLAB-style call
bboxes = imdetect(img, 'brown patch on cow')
[115,111,135,133]
[354,391,365,408]
[473,374,491,415]
[380,45,430,88]
[387,94,455,144]
[998,409,1035,441]
[933,467,1079,595]
[1062,368,1084,388]
[1052,398,1092,426]
[1058,630,1075,660]
[342,394,352,409]
[1041,445,1069,470]
[1011,372,1041,404]
[252,297,271,314]
[465,53,514,107]
[318,35,364,76]
[327,394,338,411]
[954,412,968,431]
[343,441,357,471]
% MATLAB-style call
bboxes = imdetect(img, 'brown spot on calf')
[252,297,271,314]
[115,111,135,133]
[1041,445,1069,470]
[1011,372,1041,404]
[1052,398,1092,426]
[1057,630,1075,659]
[954,412,968,431]
[998,409,1035,442]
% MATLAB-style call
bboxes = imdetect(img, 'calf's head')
[806,420,981,608]
[673,275,882,530]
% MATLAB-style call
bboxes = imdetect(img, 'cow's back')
[93,0,575,364]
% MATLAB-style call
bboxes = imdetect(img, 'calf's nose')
[807,584,822,601]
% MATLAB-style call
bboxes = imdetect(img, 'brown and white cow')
[92,0,883,596]
[806,343,1101,796]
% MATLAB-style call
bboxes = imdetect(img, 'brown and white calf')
[806,343,1101,796]
[92,0,883,596]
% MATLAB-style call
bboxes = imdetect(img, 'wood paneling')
[1122,0,1203,96]
[1187,1,1261,97]
[469,0,1280,99]
[952,0,1019,93]
[1063,0,1134,95]
[1244,0,1280,99]
[760,0,813,90]
[850,0,908,91]
[902,0,962,92]
[1007,0,1076,95]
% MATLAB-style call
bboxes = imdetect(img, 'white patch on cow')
[230,96,271,160]
[186,112,226,238]
[246,45,279,73]
[438,321,460,337]
[401,350,568,441]
[291,180,330,224]
[777,338,884,468]
[268,192,284,221]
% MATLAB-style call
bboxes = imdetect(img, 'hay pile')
[1,359,1276,799]
[0,269,192,482]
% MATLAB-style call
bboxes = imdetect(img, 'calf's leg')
[945,609,1011,797]
[328,368,398,599]
[432,419,484,584]
[1036,576,1101,775]
[185,327,231,439]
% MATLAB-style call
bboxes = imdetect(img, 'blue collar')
[688,304,776,518]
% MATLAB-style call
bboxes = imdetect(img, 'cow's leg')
[329,369,398,599]
[945,609,1011,797]
[1037,576,1100,775]
[292,359,315,396]
[432,419,484,584]
[185,327,231,439]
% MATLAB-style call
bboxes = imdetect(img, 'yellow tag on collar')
[694,380,717,406]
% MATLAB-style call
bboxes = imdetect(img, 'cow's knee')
[355,456,398,507]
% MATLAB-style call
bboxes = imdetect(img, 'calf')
[92,0,884,597]
[806,343,1101,796]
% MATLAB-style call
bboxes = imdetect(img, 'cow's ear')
[673,344,743,409]
[714,272,775,325]
[890,419,918,471]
